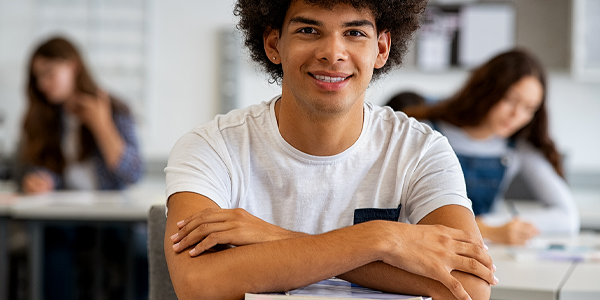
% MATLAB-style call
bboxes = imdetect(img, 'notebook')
[245,278,431,300]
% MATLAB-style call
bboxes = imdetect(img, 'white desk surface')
[11,189,164,221]
[0,194,15,216]
[489,233,600,300]
[488,245,573,300]
[0,181,18,216]
[0,177,165,221]
[560,263,600,300]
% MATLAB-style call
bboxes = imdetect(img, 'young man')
[164,1,497,299]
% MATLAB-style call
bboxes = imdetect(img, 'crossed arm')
[165,192,495,300]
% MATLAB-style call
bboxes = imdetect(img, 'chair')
[148,205,178,300]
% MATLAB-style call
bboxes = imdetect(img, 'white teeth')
[314,74,346,83]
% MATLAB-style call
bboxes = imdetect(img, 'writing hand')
[374,221,496,300]
[170,208,307,256]
[22,171,54,194]
[492,218,539,245]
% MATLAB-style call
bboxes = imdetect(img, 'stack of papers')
[246,278,430,300]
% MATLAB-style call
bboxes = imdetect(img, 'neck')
[275,95,364,156]
[462,125,495,140]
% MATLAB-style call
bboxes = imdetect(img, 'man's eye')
[347,30,365,37]
[298,27,317,34]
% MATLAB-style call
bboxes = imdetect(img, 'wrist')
[278,230,309,241]
[355,220,398,262]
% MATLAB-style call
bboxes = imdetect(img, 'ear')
[374,30,391,69]
[263,28,280,65]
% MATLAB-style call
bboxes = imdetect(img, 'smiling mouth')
[310,73,351,83]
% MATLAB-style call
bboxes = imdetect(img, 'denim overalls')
[432,122,515,216]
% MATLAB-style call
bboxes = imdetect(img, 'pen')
[506,200,519,217]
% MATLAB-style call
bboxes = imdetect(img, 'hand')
[486,218,539,245]
[373,221,496,300]
[22,171,54,194]
[66,90,113,133]
[170,208,307,256]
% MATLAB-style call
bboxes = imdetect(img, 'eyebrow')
[289,16,375,29]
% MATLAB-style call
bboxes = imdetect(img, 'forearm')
[167,194,493,300]
[166,222,384,300]
[90,121,126,170]
[338,262,490,300]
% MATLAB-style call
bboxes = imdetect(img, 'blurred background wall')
[0,0,599,186]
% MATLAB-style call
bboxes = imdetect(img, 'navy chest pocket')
[353,204,402,225]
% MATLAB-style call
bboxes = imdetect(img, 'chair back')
[148,205,178,300]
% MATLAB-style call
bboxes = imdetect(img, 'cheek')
[517,113,535,127]
[488,106,507,123]
[55,69,75,89]
[39,71,75,102]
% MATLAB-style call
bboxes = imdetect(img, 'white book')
[245,278,431,300]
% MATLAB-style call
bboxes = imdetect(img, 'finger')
[189,238,218,257]
[525,224,540,236]
[189,230,237,257]
[452,255,496,285]
[24,176,44,193]
[438,272,472,300]
[455,241,494,270]
[444,226,485,248]
[178,208,236,229]
[38,172,53,187]
[178,208,220,228]
[173,222,234,251]
[23,179,37,193]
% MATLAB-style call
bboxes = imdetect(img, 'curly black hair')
[234,0,427,83]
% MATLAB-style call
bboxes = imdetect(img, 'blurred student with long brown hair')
[16,36,145,299]
[403,49,579,245]
[19,36,143,193]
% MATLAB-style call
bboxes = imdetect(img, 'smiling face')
[32,56,77,104]
[266,0,390,117]
[484,76,544,138]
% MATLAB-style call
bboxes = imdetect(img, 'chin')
[498,129,517,139]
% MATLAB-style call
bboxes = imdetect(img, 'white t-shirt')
[435,121,579,235]
[165,97,472,234]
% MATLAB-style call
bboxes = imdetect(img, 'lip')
[308,71,352,91]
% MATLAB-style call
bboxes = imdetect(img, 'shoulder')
[368,103,438,134]
[171,99,274,156]
[206,99,273,134]
[366,103,451,155]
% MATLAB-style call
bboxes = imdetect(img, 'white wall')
[0,0,35,158]
[1,0,599,177]
[144,0,238,159]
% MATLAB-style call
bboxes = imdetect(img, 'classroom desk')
[560,263,600,300]
[489,232,600,300]
[7,186,164,300]
[572,188,600,230]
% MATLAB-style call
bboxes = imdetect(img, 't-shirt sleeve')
[404,133,473,224]
[513,142,579,235]
[164,127,232,210]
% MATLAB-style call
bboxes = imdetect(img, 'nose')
[315,34,348,63]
